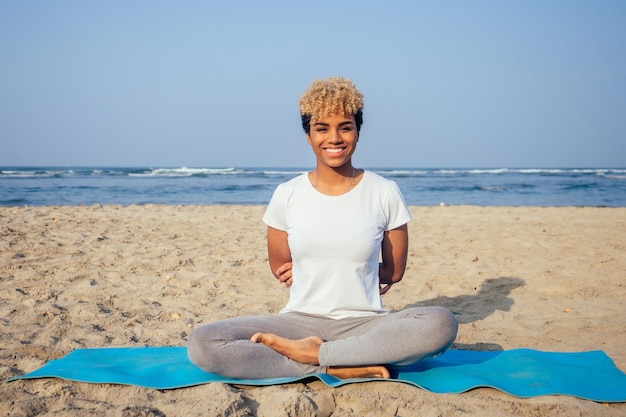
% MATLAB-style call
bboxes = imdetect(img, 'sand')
[1,204,625,417]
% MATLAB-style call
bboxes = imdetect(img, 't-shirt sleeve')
[263,184,288,231]
[385,180,412,231]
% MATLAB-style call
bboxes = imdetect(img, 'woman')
[188,77,457,379]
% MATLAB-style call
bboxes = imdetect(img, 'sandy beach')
[1,204,625,417]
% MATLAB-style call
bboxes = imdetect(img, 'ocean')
[1,167,625,207]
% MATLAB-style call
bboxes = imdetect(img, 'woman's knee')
[430,306,458,346]
[187,326,222,372]
[187,327,205,365]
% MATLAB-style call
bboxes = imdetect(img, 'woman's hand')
[275,261,293,287]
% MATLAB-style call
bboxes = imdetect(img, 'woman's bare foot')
[250,333,391,379]
[250,333,323,365]
[328,365,391,379]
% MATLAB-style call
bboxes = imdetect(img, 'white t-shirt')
[263,170,412,319]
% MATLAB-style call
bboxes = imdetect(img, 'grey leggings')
[187,306,458,379]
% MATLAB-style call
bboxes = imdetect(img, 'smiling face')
[306,113,359,170]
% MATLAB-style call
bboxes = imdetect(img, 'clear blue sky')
[1,1,624,168]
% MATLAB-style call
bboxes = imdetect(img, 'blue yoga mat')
[7,347,626,402]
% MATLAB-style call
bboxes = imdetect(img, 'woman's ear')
[306,133,312,145]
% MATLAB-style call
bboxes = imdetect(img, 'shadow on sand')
[400,277,526,351]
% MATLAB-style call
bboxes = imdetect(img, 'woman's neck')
[310,165,362,196]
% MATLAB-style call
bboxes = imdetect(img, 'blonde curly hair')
[298,77,364,133]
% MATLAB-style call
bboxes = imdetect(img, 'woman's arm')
[267,226,293,287]
[378,223,409,295]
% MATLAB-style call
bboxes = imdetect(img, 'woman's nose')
[328,130,343,143]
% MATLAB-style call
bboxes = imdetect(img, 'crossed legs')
[188,307,457,380]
